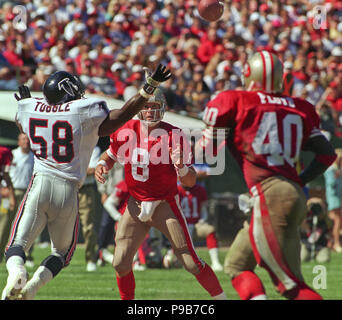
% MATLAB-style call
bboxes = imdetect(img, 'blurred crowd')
[0,0,341,132]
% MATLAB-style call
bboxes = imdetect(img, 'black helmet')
[43,71,85,105]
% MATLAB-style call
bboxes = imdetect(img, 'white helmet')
[138,88,166,126]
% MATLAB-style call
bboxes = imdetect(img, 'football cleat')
[86,261,97,272]
[1,270,27,300]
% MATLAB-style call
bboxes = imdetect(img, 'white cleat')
[1,271,27,300]
[133,261,146,271]
[101,249,114,264]
[86,261,97,272]
[211,263,223,272]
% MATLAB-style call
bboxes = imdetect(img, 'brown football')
[198,0,224,22]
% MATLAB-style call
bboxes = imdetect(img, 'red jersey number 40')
[251,112,303,167]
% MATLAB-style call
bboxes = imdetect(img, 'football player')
[1,64,171,300]
[95,88,226,300]
[177,182,223,271]
[197,51,336,300]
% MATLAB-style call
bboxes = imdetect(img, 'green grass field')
[0,245,341,300]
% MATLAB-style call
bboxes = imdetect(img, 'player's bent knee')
[224,259,242,279]
[113,251,133,275]
[41,254,64,277]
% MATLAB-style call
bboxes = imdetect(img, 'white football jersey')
[16,97,109,187]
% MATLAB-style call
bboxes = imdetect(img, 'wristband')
[142,82,156,95]
[177,165,189,177]
[139,87,153,99]
[96,160,108,167]
[146,76,160,87]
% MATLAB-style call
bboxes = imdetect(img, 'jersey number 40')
[29,118,74,163]
[252,112,303,167]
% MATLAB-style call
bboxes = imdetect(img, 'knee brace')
[41,255,64,278]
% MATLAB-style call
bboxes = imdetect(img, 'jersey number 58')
[29,118,74,163]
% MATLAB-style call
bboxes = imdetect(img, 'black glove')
[151,64,172,83]
[141,64,171,96]
[14,85,31,101]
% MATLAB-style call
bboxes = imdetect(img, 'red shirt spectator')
[2,41,23,67]
[197,29,222,64]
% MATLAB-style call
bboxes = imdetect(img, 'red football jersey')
[113,180,130,214]
[177,184,208,225]
[203,90,323,189]
[0,146,13,173]
[108,120,192,201]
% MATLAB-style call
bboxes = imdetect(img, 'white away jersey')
[16,97,109,187]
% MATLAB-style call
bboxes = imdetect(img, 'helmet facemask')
[138,88,166,127]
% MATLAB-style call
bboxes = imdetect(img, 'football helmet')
[43,71,85,105]
[242,51,283,93]
[138,88,166,126]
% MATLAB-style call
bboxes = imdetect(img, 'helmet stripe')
[268,52,275,92]
[259,51,267,91]
[261,51,272,92]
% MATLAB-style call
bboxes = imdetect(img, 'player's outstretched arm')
[95,150,115,184]
[98,64,171,136]
[169,146,197,187]
[299,135,337,185]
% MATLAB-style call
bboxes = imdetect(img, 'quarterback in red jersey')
[95,88,226,300]
[177,182,223,271]
[198,51,336,300]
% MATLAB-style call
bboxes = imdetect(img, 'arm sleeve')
[103,195,122,221]
[88,101,110,133]
[107,132,118,161]
[199,92,237,157]
[88,146,101,169]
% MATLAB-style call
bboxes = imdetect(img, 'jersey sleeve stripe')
[106,148,117,161]
[309,130,323,139]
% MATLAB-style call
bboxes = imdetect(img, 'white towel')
[238,194,254,215]
[137,200,162,222]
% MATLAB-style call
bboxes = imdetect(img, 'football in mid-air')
[198,0,224,22]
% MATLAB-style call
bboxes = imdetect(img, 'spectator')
[304,73,325,106]
[0,0,340,130]
[96,164,124,267]
[78,146,102,272]
[197,28,222,65]
[323,149,342,253]
[7,134,35,268]
[0,145,15,263]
